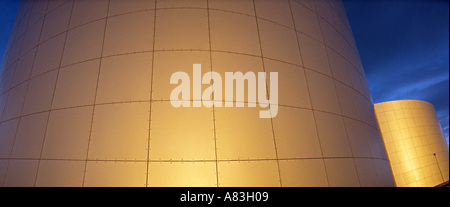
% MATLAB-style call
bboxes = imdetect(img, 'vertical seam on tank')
[289,0,331,187]
[33,0,75,187]
[206,0,220,187]
[81,0,111,187]
[315,0,362,187]
[252,0,283,187]
[146,0,158,187]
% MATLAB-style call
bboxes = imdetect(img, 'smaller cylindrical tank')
[375,100,449,187]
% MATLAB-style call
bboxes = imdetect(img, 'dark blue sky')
[343,0,449,145]
[0,0,20,62]
[0,0,448,144]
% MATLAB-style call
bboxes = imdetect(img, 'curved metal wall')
[0,0,394,187]
[375,100,449,187]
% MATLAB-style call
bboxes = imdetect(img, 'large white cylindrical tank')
[0,0,394,187]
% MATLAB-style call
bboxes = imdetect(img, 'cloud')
[369,56,449,103]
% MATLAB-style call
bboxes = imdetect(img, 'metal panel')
[295,0,316,12]
[0,68,14,94]
[152,51,210,101]
[314,111,352,157]
[12,48,36,88]
[47,0,71,12]
[9,15,21,44]
[341,38,354,67]
[372,159,396,187]
[319,17,343,56]
[4,67,16,88]
[0,160,7,187]
[254,0,294,28]
[291,1,322,41]
[41,106,93,160]
[15,0,33,26]
[0,119,19,158]
[103,11,154,57]
[3,160,39,187]
[360,73,372,100]
[272,106,321,159]
[329,0,347,33]
[6,36,24,67]
[62,20,106,66]
[88,103,149,160]
[149,101,215,160]
[14,4,31,39]
[35,160,85,187]
[28,0,48,25]
[22,70,58,115]
[298,33,331,76]
[2,82,27,121]
[366,122,384,159]
[32,33,65,77]
[96,53,152,104]
[343,118,372,158]
[324,158,360,187]
[264,59,311,108]
[362,98,379,128]
[209,0,255,16]
[84,161,147,187]
[157,0,207,9]
[52,60,99,109]
[147,162,216,187]
[0,93,7,119]
[335,81,360,120]
[218,160,280,187]
[20,18,43,57]
[279,159,328,187]
[326,47,352,86]
[70,0,109,29]
[155,9,209,51]
[11,112,48,159]
[305,70,341,114]
[353,158,379,187]
[40,0,72,43]
[215,106,276,160]
[258,19,302,66]
[347,64,364,94]
[315,1,334,29]
[210,10,260,56]
[109,0,156,16]
[211,52,263,104]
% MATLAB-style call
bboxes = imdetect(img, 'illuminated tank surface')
[375,100,449,187]
[0,0,395,187]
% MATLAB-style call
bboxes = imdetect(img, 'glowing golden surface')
[375,100,449,187]
[0,0,395,187]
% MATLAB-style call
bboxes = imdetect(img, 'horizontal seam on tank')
[3,6,362,78]
[0,100,381,133]
[0,157,391,163]
[1,50,372,103]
